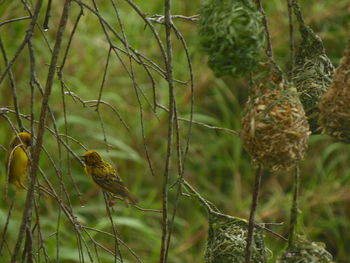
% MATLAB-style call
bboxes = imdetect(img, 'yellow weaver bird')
[82,150,138,205]
[5,132,32,189]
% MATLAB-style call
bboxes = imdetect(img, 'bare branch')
[11,1,72,261]
[159,0,175,261]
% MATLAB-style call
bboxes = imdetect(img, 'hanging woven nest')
[205,213,268,263]
[198,0,265,77]
[241,71,310,171]
[292,2,334,134]
[278,235,334,263]
[318,41,350,143]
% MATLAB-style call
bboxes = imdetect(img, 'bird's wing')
[91,166,128,195]
[90,164,138,205]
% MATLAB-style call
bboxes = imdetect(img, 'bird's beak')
[80,156,85,162]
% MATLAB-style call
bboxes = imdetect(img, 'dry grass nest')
[241,82,310,171]
[319,43,350,143]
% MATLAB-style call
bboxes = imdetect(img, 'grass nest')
[293,29,334,134]
[278,236,334,263]
[241,80,310,171]
[205,214,268,263]
[198,0,265,77]
[318,41,350,142]
[292,20,334,134]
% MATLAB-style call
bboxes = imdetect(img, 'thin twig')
[287,0,295,80]
[28,39,36,143]
[82,226,141,262]
[73,0,171,84]
[110,0,157,178]
[157,104,239,135]
[1,107,85,166]
[64,91,130,132]
[245,166,263,263]
[0,199,15,257]
[164,104,182,259]
[111,196,161,213]
[0,36,23,131]
[0,144,7,152]
[96,47,112,111]
[60,7,83,69]
[43,0,52,30]
[103,192,123,263]
[25,227,34,263]
[292,0,308,37]
[165,22,195,258]
[20,0,53,53]
[0,0,43,85]
[183,179,287,241]
[288,163,300,247]
[133,205,162,213]
[148,14,199,24]
[255,0,274,59]
[33,196,50,263]
[182,179,220,213]
[160,0,175,261]
[0,16,31,27]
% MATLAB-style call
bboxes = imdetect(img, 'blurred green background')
[0,0,349,262]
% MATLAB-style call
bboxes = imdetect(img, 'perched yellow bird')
[82,150,138,205]
[5,132,32,189]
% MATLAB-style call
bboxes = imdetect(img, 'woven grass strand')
[241,80,310,172]
[205,213,268,263]
[292,0,334,133]
[319,39,350,142]
[198,0,265,77]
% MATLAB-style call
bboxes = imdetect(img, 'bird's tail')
[125,190,139,206]
[111,187,139,206]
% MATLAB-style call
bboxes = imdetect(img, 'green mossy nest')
[241,81,310,171]
[205,214,268,263]
[318,42,350,142]
[278,236,334,263]
[198,0,265,77]
[293,25,334,134]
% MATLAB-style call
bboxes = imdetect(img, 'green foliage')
[198,0,265,77]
